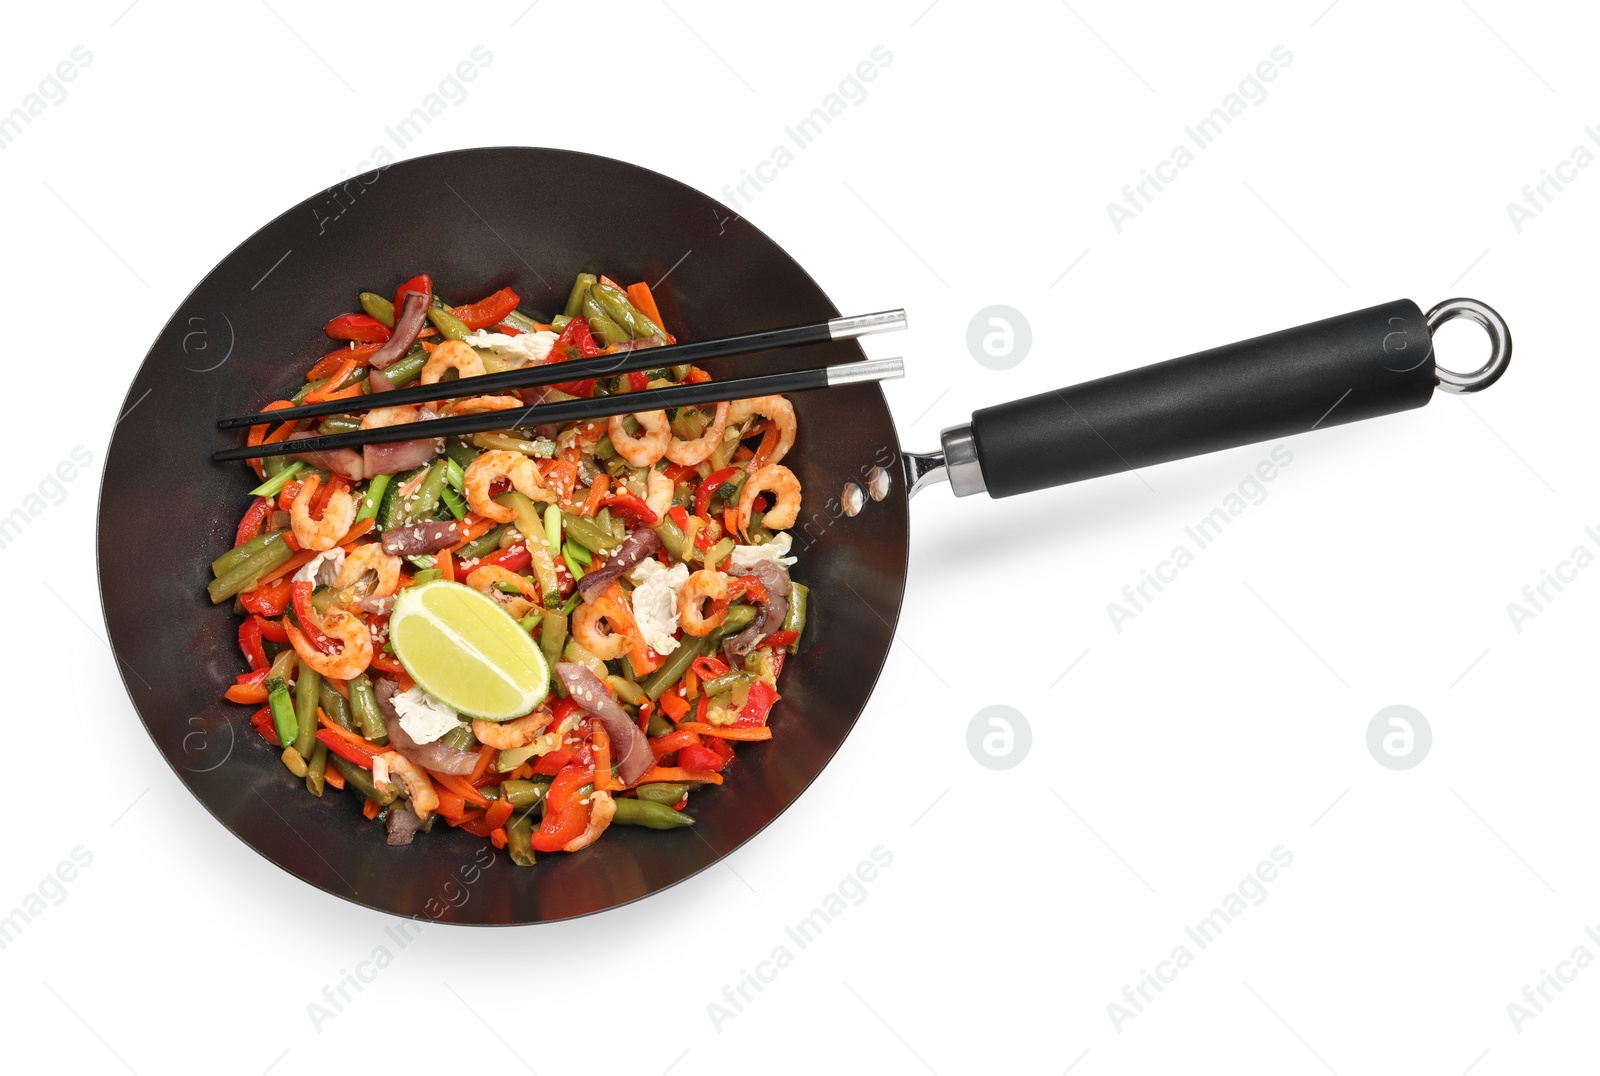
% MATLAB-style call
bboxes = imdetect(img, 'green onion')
[563,539,593,568]
[445,458,466,491]
[543,504,562,557]
[562,544,586,581]
[355,473,391,523]
[249,462,304,498]
[412,568,443,586]
[440,485,468,520]
[265,677,298,747]
[561,591,582,616]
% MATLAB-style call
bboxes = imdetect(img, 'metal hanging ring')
[1428,297,1511,393]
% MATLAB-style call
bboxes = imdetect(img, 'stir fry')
[208,271,807,862]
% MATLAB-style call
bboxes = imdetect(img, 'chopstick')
[212,357,904,464]
[216,309,906,430]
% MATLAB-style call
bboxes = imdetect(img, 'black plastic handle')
[968,299,1436,499]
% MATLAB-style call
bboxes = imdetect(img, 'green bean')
[458,523,507,561]
[262,453,294,481]
[702,671,753,697]
[472,431,552,456]
[445,438,481,470]
[562,273,597,318]
[360,291,395,327]
[382,348,428,388]
[550,314,573,332]
[717,603,758,638]
[783,581,808,652]
[612,797,695,829]
[248,462,305,499]
[607,675,648,706]
[635,781,693,804]
[355,473,390,524]
[642,633,711,701]
[330,754,395,805]
[478,346,514,375]
[207,533,293,604]
[265,677,298,746]
[440,724,477,752]
[506,811,537,867]
[318,414,362,436]
[501,779,552,808]
[594,433,615,460]
[291,377,331,405]
[348,674,388,744]
[211,529,281,579]
[653,515,689,560]
[427,305,471,341]
[503,309,542,333]
[589,282,661,340]
[646,712,674,737]
[318,679,355,731]
[540,609,567,673]
[401,459,450,525]
[292,661,321,757]
[580,291,632,346]
[305,741,328,797]
[561,512,619,554]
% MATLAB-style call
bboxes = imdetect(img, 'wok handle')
[942,298,1510,499]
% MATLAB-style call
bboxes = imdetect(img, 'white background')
[4,1,1595,1073]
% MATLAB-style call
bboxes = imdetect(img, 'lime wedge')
[388,580,549,720]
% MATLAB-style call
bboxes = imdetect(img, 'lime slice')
[388,580,549,720]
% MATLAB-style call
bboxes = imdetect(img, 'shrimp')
[572,592,637,661]
[464,449,559,523]
[447,394,522,416]
[607,409,671,467]
[564,789,615,852]
[737,463,801,534]
[677,570,729,636]
[359,405,418,430]
[291,473,357,551]
[664,401,730,466]
[470,709,553,750]
[728,395,796,469]
[285,608,373,680]
[645,466,674,520]
[335,542,402,598]
[420,339,485,385]
[377,751,440,820]
[466,564,541,619]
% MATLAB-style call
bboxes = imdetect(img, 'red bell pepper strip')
[236,497,271,546]
[694,467,740,519]
[676,742,725,772]
[368,648,405,675]
[627,370,650,392]
[238,618,268,671]
[532,747,572,776]
[289,582,339,655]
[450,287,521,332]
[276,481,302,513]
[668,505,690,532]
[706,735,736,763]
[239,577,292,617]
[307,341,384,381]
[546,317,600,396]
[530,759,595,851]
[692,655,730,681]
[324,313,392,343]
[732,680,777,728]
[762,629,799,651]
[253,614,290,643]
[598,492,658,527]
[315,728,376,768]
[250,706,280,745]
[392,274,432,317]
[471,543,531,574]
[728,576,768,604]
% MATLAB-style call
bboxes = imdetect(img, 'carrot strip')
[316,709,383,755]
[593,726,614,791]
[323,766,346,790]
[447,516,497,553]
[246,400,295,478]
[436,789,467,821]
[304,355,362,403]
[257,548,320,586]
[632,765,723,787]
[438,547,455,583]
[626,282,666,333]
[432,770,491,808]
[469,743,495,783]
[582,474,609,517]
[326,678,350,700]
[338,518,375,548]
[362,799,380,820]
[658,692,690,721]
[225,683,269,704]
[678,722,774,741]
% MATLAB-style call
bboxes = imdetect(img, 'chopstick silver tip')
[828,309,907,339]
[826,356,904,386]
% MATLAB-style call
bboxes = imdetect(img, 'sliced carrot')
[593,726,614,791]
[246,400,295,478]
[658,692,690,721]
[582,473,610,517]
[225,683,269,704]
[323,766,346,790]
[626,282,666,333]
[257,548,320,587]
[432,770,491,808]
[362,799,380,820]
[304,355,362,403]
[316,709,383,756]
[632,765,723,787]
[484,798,514,830]
[438,547,455,583]
[490,827,508,849]
[469,743,495,783]
[338,518,375,548]
[447,516,497,553]
[677,722,774,741]
[326,678,350,700]
[436,789,467,822]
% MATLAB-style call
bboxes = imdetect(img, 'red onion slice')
[576,528,660,604]
[291,447,365,482]
[374,678,479,776]
[363,437,442,477]
[554,662,653,785]
[380,519,463,556]
[369,291,429,370]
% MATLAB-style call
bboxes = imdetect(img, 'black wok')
[97,147,1509,924]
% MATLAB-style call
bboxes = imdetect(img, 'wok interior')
[98,148,909,923]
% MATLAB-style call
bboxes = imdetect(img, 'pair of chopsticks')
[213,310,906,463]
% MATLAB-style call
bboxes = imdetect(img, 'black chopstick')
[212,358,903,464]
[216,309,906,430]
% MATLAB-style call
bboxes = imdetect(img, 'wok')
[97,147,1509,924]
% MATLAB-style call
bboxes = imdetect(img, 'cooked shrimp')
[420,339,485,385]
[737,463,801,534]
[464,449,559,523]
[470,709,553,750]
[447,394,522,416]
[665,401,730,466]
[677,570,729,636]
[645,466,674,520]
[285,608,373,680]
[378,752,440,820]
[564,789,615,852]
[359,405,418,430]
[729,395,796,469]
[466,564,541,619]
[290,473,356,551]
[608,410,671,467]
[335,542,402,598]
[572,593,637,661]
